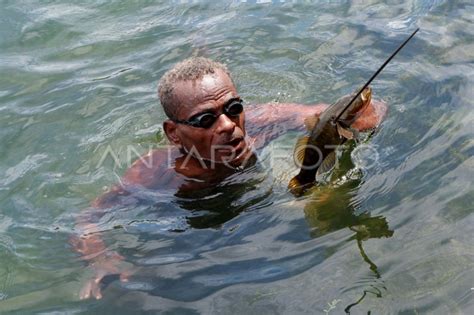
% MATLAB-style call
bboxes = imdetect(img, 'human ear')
[163,120,181,146]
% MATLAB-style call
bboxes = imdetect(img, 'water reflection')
[175,155,273,229]
[302,143,394,313]
[304,180,393,245]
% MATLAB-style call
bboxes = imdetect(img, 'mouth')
[209,136,254,167]
[226,137,244,148]
[215,137,249,159]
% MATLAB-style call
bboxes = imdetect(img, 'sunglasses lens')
[183,101,243,128]
[226,101,244,116]
[196,113,217,128]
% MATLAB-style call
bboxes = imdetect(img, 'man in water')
[73,57,387,299]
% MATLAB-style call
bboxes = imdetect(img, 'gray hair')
[158,57,232,119]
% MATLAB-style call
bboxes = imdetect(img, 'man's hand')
[70,223,132,300]
[79,251,131,300]
[351,99,388,131]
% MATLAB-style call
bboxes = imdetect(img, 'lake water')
[1,1,473,314]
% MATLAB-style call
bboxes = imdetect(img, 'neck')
[174,149,256,181]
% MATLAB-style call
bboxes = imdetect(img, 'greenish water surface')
[1,1,473,314]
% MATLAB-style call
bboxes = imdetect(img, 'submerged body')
[75,60,386,300]
[288,87,373,195]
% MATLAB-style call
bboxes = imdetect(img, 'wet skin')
[163,69,251,170]
[116,69,386,192]
[73,69,387,300]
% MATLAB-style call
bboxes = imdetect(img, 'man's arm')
[244,103,326,149]
[71,156,147,300]
[71,182,135,300]
[245,103,327,137]
[245,100,387,144]
[71,206,130,299]
[71,149,180,299]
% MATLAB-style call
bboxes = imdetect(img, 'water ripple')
[0,154,48,188]
[0,1,473,313]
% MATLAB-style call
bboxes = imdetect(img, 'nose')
[214,113,236,134]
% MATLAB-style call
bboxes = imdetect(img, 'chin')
[209,138,254,168]
[227,156,245,167]
[228,144,254,168]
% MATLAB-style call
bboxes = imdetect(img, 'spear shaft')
[334,28,419,122]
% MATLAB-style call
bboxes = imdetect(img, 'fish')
[288,87,372,196]
[288,28,419,196]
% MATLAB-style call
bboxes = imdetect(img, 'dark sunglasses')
[172,100,244,129]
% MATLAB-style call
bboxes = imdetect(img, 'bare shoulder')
[91,148,181,208]
[122,147,181,189]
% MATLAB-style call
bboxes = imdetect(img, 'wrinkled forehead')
[172,69,237,114]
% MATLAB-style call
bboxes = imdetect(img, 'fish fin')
[288,175,313,197]
[304,116,319,131]
[336,122,355,140]
[294,136,310,166]
[316,151,336,176]
[288,176,304,196]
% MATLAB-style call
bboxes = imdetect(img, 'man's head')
[159,57,250,167]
